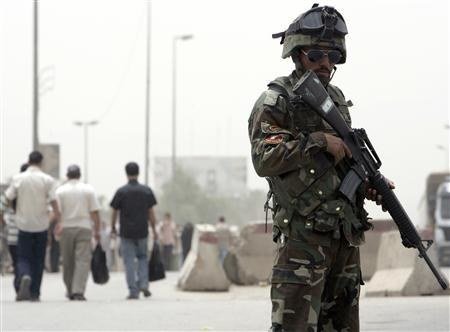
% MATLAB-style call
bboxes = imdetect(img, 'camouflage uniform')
[248,5,371,332]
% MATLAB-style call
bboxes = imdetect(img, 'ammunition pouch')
[311,200,343,232]
[270,152,368,245]
[270,151,336,211]
[273,151,333,198]
[272,206,294,238]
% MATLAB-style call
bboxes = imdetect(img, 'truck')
[435,178,450,266]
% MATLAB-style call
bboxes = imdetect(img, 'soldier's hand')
[324,133,352,164]
[365,177,395,211]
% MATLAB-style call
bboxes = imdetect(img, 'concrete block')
[360,219,397,281]
[365,230,449,296]
[364,268,412,297]
[177,224,230,291]
[360,231,382,280]
[223,222,276,285]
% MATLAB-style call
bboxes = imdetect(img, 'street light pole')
[171,34,193,181]
[73,120,98,182]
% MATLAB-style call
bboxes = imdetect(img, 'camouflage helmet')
[273,4,348,63]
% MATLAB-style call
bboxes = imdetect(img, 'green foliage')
[157,168,267,226]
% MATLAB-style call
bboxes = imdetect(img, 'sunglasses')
[301,49,343,64]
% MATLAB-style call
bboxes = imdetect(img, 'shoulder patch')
[263,89,281,107]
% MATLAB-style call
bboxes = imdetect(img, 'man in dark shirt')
[110,162,158,299]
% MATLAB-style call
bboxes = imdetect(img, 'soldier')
[248,4,390,331]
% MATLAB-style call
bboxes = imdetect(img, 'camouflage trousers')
[271,234,361,332]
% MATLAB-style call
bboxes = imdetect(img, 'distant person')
[56,165,101,301]
[180,222,194,262]
[5,151,60,301]
[215,216,231,263]
[3,163,29,293]
[47,211,60,273]
[110,162,158,300]
[99,219,114,270]
[158,212,176,270]
[0,216,7,274]
[0,197,6,273]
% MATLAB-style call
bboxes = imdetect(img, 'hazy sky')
[1,0,449,224]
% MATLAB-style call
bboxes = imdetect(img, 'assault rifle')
[293,70,448,290]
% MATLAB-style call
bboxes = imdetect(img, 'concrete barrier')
[360,220,398,280]
[223,222,276,285]
[177,224,230,291]
[365,230,449,296]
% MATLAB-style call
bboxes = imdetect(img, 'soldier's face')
[299,47,337,80]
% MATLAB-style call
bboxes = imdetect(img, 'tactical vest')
[264,75,370,246]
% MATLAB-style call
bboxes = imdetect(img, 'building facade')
[153,156,247,197]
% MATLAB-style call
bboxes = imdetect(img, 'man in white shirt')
[56,165,100,301]
[5,151,60,301]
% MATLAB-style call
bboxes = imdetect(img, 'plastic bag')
[148,242,165,282]
[91,244,109,284]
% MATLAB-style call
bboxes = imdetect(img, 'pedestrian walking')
[158,212,176,270]
[46,211,60,273]
[215,216,231,264]
[110,162,158,299]
[3,163,29,293]
[56,165,101,301]
[5,151,60,301]
[180,221,194,262]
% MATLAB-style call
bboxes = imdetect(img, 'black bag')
[148,242,165,282]
[91,244,109,284]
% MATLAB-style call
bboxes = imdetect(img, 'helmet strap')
[324,65,337,88]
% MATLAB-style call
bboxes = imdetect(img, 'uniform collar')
[291,69,305,87]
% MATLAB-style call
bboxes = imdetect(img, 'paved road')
[1,272,449,331]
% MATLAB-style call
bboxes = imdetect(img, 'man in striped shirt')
[5,152,60,301]
[3,163,28,294]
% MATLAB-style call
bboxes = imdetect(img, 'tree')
[157,167,268,226]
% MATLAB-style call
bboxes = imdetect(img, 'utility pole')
[144,0,151,185]
[32,0,39,150]
[73,120,99,182]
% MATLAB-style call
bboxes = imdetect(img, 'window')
[440,194,450,219]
